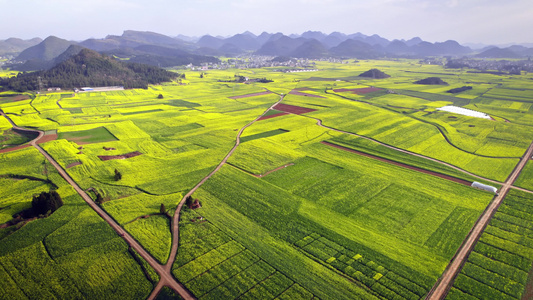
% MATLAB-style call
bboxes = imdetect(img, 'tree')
[200,73,204,78]
[185,196,193,208]
[95,193,104,205]
[114,169,122,181]
[157,93,164,99]
[31,191,63,216]
[160,203,166,214]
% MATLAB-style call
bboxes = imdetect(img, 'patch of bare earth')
[0,144,31,154]
[273,103,316,115]
[289,90,325,98]
[228,91,272,99]
[98,151,142,161]
[258,112,289,121]
[66,162,82,168]
[36,134,58,144]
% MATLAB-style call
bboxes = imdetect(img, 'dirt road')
[164,93,285,269]
[426,140,533,299]
[0,109,194,300]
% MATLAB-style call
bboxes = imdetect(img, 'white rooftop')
[436,105,491,120]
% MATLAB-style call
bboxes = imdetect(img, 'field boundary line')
[306,115,503,185]
[426,139,533,299]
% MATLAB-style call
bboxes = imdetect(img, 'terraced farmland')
[1,60,533,299]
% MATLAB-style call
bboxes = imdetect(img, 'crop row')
[294,233,428,299]
[173,209,316,299]
[451,190,533,299]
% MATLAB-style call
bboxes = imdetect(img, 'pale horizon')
[1,0,532,46]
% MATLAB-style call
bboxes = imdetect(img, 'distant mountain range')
[2,30,532,71]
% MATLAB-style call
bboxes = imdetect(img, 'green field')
[448,190,533,300]
[1,59,533,299]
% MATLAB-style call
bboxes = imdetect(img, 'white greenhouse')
[471,182,498,194]
[436,105,491,120]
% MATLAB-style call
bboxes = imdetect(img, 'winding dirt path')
[147,93,285,299]
[0,109,194,300]
[426,140,533,299]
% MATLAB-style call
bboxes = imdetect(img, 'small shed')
[471,182,498,194]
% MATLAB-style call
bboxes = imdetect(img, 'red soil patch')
[289,90,325,98]
[228,91,272,99]
[12,95,30,101]
[273,103,316,115]
[36,134,58,144]
[98,151,142,161]
[321,141,472,186]
[333,87,382,94]
[103,147,116,151]
[66,161,82,168]
[258,112,289,121]
[0,144,31,154]
[254,163,294,178]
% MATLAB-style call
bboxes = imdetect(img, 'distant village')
[186,55,335,71]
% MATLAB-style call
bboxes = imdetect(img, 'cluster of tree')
[0,48,179,92]
[31,190,63,216]
[218,75,273,83]
[414,77,448,85]
[446,86,473,93]
[358,69,390,79]
[14,190,63,219]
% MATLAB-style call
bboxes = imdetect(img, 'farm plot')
[58,126,118,144]
[192,152,491,298]
[294,233,432,299]
[333,87,383,94]
[448,190,533,299]
[306,97,518,181]
[173,209,317,299]
[0,160,153,299]
[0,178,52,224]
[515,161,533,190]
[124,215,171,264]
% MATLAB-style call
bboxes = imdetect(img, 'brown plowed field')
[98,151,142,161]
[289,90,325,98]
[0,144,31,153]
[333,87,382,94]
[273,103,316,115]
[321,141,471,186]
[228,91,272,99]
[258,112,289,121]
[66,162,82,168]
[36,134,58,144]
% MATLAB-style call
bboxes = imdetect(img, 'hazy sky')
[1,0,532,45]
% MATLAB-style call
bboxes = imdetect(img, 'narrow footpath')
[426,140,533,300]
